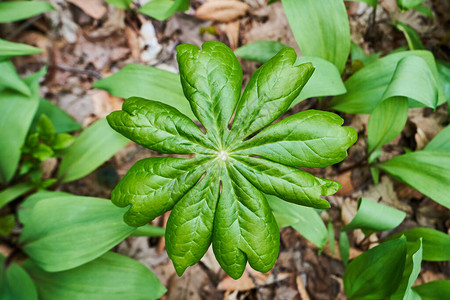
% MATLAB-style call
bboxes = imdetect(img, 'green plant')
[106,41,357,278]
[105,0,189,21]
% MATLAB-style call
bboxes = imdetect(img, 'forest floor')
[4,0,450,299]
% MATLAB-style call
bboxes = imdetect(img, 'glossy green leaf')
[425,125,450,151]
[235,41,288,63]
[212,165,279,279]
[339,231,350,266]
[412,281,450,300]
[282,0,350,73]
[107,97,214,154]
[395,22,425,50]
[391,239,423,300]
[166,166,220,275]
[0,182,34,209]
[31,98,81,133]
[228,48,314,144]
[58,118,129,182]
[108,42,356,278]
[330,51,446,113]
[232,156,338,209]
[92,64,194,119]
[0,1,54,23]
[294,56,347,103]
[0,254,38,300]
[131,224,165,237]
[397,0,426,10]
[344,237,407,300]
[343,198,406,234]
[20,195,135,272]
[112,156,210,227]
[385,227,450,261]
[0,60,30,96]
[177,42,242,146]
[0,38,42,60]
[0,68,44,184]
[139,0,189,21]
[378,150,450,209]
[23,252,166,300]
[234,110,357,168]
[267,195,328,249]
[105,0,133,9]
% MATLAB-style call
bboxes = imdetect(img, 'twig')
[247,269,265,300]
[52,65,102,79]
[5,15,42,40]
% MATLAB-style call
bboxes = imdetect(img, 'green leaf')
[368,96,408,155]
[425,125,450,151]
[177,41,242,146]
[58,118,129,182]
[228,48,314,144]
[107,97,215,154]
[234,110,357,168]
[139,0,189,21]
[111,156,210,227]
[51,133,75,150]
[0,254,38,300]
[107,42,356,278]
[267,194,328,249]
[166,166,220,276]
[327,221,335,254]
[0,214,15,236]
[0,68,44,184]
[384,227,450,261]
[281,0,350,73]
[31,98,81,133]
[232,156,338,209]
[31,144,54,161]
[0,60,31,96]
[0,182,34,209]
[23,252,166,300]
[345,0,378,7]
[18,190,69,224]
[436,60,450,115]
[235,41,288,63]
[394,21,425,50]
[20,195,135,272]
[412,281,450,300]
[105,0,133,9]
[92,64,195,119]
[0,38,42,60]
[0,1,55,23]
[330,51,446,113]
[343,198,406,234]
[212,165,279,279]
[294,56,347,104]
[412,4,433,18]
[36,114,55,144]
[378,150,450,209]
[397,0,426,10]
[391,239,423,300]
[351,41,381,67]
[339,231,350,266]
[131,224,165,237]
[344,237,407,300]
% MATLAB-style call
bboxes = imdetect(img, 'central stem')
[217,150,228,161]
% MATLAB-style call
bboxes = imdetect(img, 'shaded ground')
[3,0,449,299]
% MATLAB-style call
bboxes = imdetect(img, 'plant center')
[217,150,228,161]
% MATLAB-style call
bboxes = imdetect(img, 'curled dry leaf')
[195,0,249,23]
[67,0,106,20]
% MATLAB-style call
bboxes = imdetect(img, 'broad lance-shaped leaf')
[177,41,242,146]
[231,156,339,209]
[228,48,314,145]
[107,97,215,154]
[166,166,220,276]
[234,110,357,168]
[0,254,38,300]
[0,1,55,23]
[0,60,30,96]
[212,164,279,279]
[0,38,43,61]
[111,156,211,227]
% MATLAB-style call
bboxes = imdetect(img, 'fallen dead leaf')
[296,274,311,300]
[166,264,210,300]
[225,20,240,50]
[196,0,249,23]
[125,26,140,59]
[335,171,354,196]
[217,267,291,291]
[67,0,107,20]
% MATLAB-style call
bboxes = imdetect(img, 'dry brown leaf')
[225,20,240,50]
[335,171,354,196]
[125,26,140,59]
[67,0,106,20]
[166,264,210,300]
[296,275,311,300]
[196,0,249,23]
[217,267,291,291]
